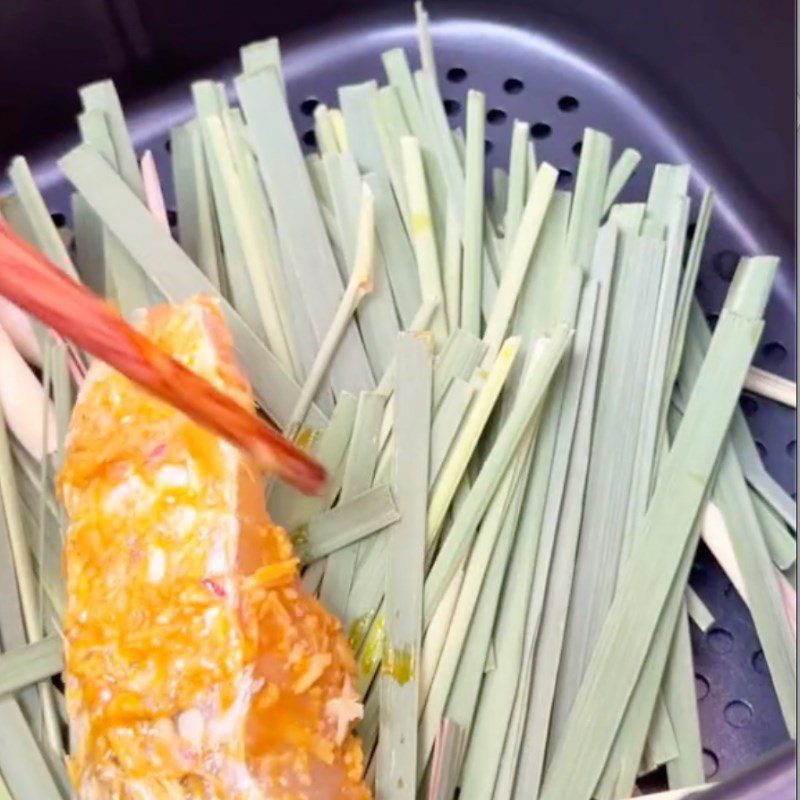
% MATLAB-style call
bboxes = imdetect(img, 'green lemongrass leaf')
[491,167,508,231]
[202,115,296,373]
[365,172,422,329]
[377,333,432,799]
[224,109,306,381]
[170,120,224,289]
[314,104,341,157]
[602,147,642,214]
[503,120,530,260]
[381,49,432,149]
[76,108,151,313]
[8,158,79,283]
[421,445,532,776]
[269,393,358,531]
[442,201,462,332]
[424,326,571,621]
[426,336,521,544]
[240,37,282,81]
[645,164,690,227]
[59,143,320,428]
[0,637,62,699]
[460,90,485,336]
[685,587,714,632]
[565,128,612,272]
[0,699,63,799]
[623,195,689,555]
[79,79,145,200]
[429,378,475,486]
[236,67,376,398]
[540,257,776,800]
[70,191,106,296]
[323,152,400,376]
[482,162,559,360]
[370,85,413,225]
[301,560,326,596]
[415,1,437,81]
[340,81,385,175]
[286,184,376,434]
[751,490,796,571]
[294,485,399,565]
[663,611,705,789]
[320,391,387,616]
[401,136,448,342]
[608,201,645,234]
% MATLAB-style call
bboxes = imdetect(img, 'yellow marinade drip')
[59,296,370,799]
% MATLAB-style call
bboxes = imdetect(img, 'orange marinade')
[59,296,371,800]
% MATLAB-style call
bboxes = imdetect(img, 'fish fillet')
[60,296,370,799]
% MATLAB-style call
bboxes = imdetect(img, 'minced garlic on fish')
[60,296,370,799]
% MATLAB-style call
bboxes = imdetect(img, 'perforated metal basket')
[7,2,796,797]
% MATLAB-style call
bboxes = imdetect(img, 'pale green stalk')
[461,90,485,336]
[443,201,462,332]
[378,333,432,800]
[601,147,642,213]
[0,638,62,699]
[285,184,375,434]
[503,120,530,259]
[401,136,447,342]
[340,81,385,175]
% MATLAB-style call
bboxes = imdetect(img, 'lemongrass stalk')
[286,185,375,434]
[340,81,385,175]
[609,202,645,234]
[294,485,399,564]
[240,36,282,80]
[685,586,714,632]
[540,256,777,800]
[424,327,571,619]
[565,128,612,272]
[203,116,295,372]
[366,172,421,328]
[602,148,642,214]
[420,449,530,774]
[170,120,223,289]
[461,90,485,336]
[420,568,464,706]
[301,560,325,595]
[443,201,462,332]
[491,168,508,231]
[323,152,400,375]
[370,86,413,226]
[378,333,432,800]
[140,150,170,229]
[224,109,305,382]
[8,158,80,282]
[744,366,796,408]
[314,104,341,156]
[0,637,62,699]
[426,336,521,543]
[482,163,559,361]
[236,67,375,398]
[415,1,437,81]
[381,49,432,149]
[429,378,475,486]
[504,120,530,259]
[0,324,56,461]
[401,136,447,342]
[79,79,145,200]
[319,392,387,616]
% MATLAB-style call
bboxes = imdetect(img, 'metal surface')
[7,8,796,798]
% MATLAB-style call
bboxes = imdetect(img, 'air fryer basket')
[9,4,796,798]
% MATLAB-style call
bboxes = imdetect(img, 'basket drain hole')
[447,67,468,83]
[724,700,754,728]
[761,341,787,366]
[702,749,719,778]
[443,98,461,117]
[503,77,524,94]
[707,627,734,654]
[695,673,710,700]
[300,97,320,116]
[557,95,579,112]
[752,649,769,676]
